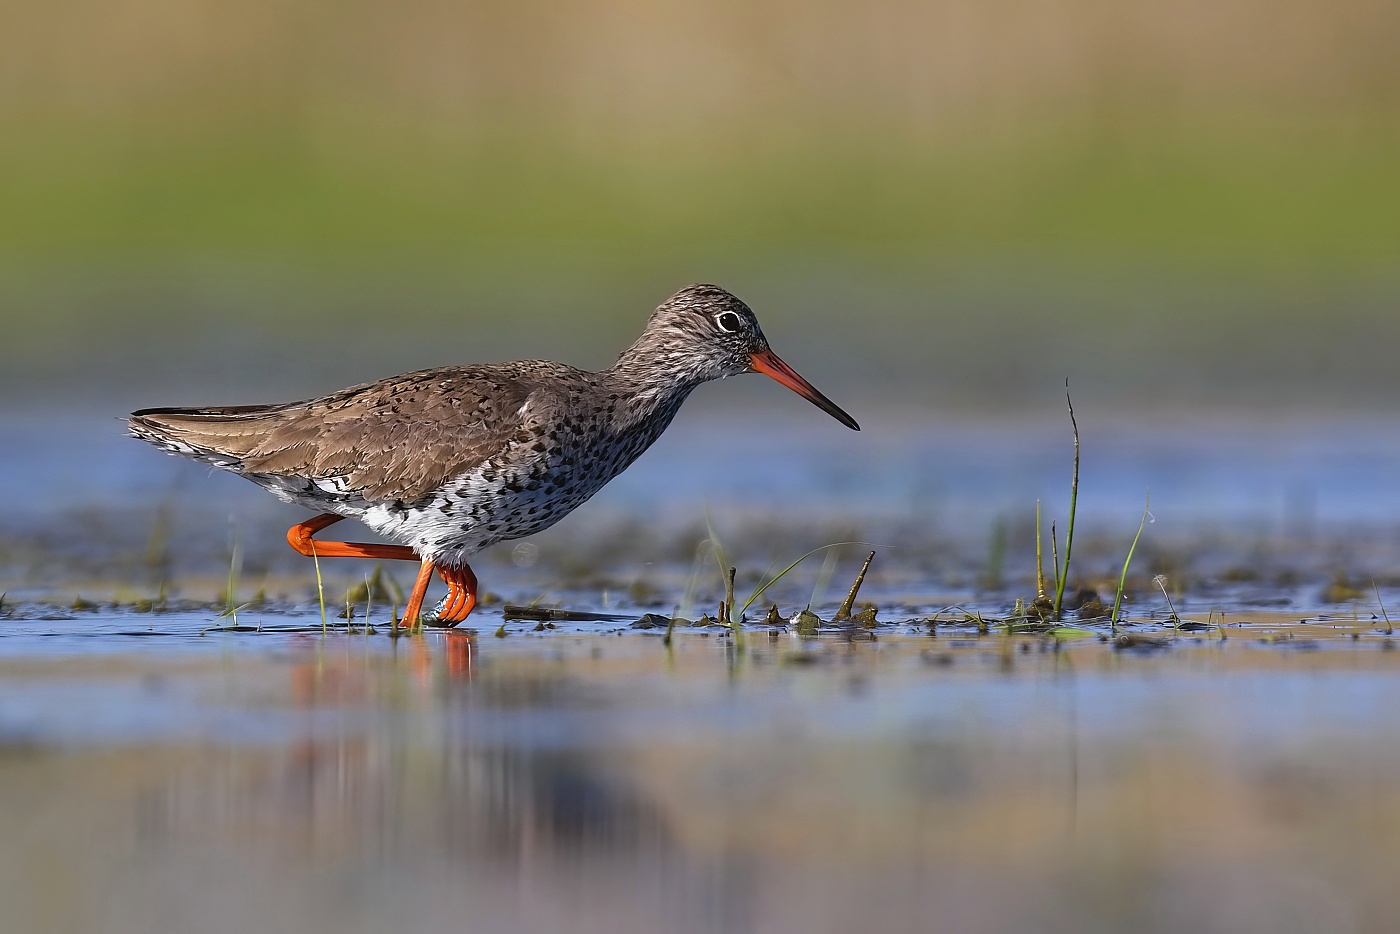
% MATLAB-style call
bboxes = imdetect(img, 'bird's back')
[129,363,579,501]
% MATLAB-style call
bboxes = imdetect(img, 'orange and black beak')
[749,349,860,431]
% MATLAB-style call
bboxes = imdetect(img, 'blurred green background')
[2,0,1398,412]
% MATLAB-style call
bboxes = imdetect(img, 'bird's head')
[623,284,859,431]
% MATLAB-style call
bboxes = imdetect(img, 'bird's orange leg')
[286,513,419,562]
[424,564,478,627]
[403,559,436,627]
[288,514,426,630]
[286,515,477,629]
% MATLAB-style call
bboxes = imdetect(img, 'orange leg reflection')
[444,631,476,680]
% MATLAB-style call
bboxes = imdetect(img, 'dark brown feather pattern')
[133,365,551,502]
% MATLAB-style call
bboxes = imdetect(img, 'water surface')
[5,410,1400,933]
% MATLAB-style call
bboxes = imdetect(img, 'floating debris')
[847,603,878,628]
[1076,596,1108,620]
[790,607,822,636]
[1114,633,1172,652]
[503,605,630,622]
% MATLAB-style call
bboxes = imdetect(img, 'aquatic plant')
[1111,493,1153,629]
[1154,575,1182,627]
[311,543,328,635]
[737,544,875,621]
[1375,582,1393,636]
[215,532,255,626]
[833,551,876,621]
[1035,501,1047,601]
[1053,382,1080,621]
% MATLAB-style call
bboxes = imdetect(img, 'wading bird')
[129,285,859,626]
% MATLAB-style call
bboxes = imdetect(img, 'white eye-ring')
[714,311,743,333]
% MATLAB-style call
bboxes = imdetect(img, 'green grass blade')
[703,505,729,581]
[312,543,327,635]
[738,541,874,617]
[1035,500,1046,599]
[1112,492,1152,626]
[1053,382,1080,621]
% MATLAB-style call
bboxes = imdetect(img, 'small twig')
[1154,575,1180,626]
[834,551,876,620]
[724,566,736,625]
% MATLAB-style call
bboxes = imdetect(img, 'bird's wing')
[130,367,546,502]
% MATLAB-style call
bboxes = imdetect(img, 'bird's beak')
[749,349,860,431]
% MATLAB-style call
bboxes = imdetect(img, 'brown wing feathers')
[129,368,538,503]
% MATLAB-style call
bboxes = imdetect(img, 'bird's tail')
[128,405,282,468]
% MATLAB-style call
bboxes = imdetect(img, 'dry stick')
[724,567,736,625]
[835,551,877,620]
[1053,382,1080,622]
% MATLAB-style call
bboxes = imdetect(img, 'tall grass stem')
[312,543,328,635]
[1052,382,1080,621]
[1035,500,1046,599]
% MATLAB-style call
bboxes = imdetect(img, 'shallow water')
[8,407,1400,603]
[4,614,1400,934]
[6,409,1400,932]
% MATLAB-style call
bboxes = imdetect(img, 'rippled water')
[4,620,1400,934]
[5,409,1400,932]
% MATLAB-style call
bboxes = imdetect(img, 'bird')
[128,284,859,627]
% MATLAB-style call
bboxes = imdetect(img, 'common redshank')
[129,284,858,626]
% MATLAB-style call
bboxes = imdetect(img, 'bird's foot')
[420,564,479,627]
[421,596,460,628]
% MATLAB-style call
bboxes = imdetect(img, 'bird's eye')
[714,311,743,333]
